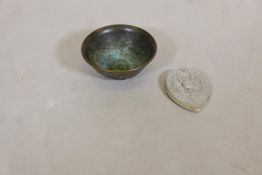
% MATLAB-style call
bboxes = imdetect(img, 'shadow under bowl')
[81,24,157,80]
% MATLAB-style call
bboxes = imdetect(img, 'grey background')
[0,0,261,174]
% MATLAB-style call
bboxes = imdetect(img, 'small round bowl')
[81,24,157,79]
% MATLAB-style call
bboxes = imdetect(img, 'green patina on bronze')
[81,25,157,79]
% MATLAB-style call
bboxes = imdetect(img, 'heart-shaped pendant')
[165,68,211,112]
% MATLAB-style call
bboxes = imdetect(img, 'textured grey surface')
[165,68,211,112]
[0,0,262,175]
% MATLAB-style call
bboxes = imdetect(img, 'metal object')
[81,24,157,80]
[165,68,211,112]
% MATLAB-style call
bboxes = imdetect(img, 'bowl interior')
[82,25,156,71]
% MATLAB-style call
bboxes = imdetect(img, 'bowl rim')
[81,24,157,73]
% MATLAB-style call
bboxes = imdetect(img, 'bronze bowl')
[81,24,157,80]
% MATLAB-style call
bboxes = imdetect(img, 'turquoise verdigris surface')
[87,32,154,71]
